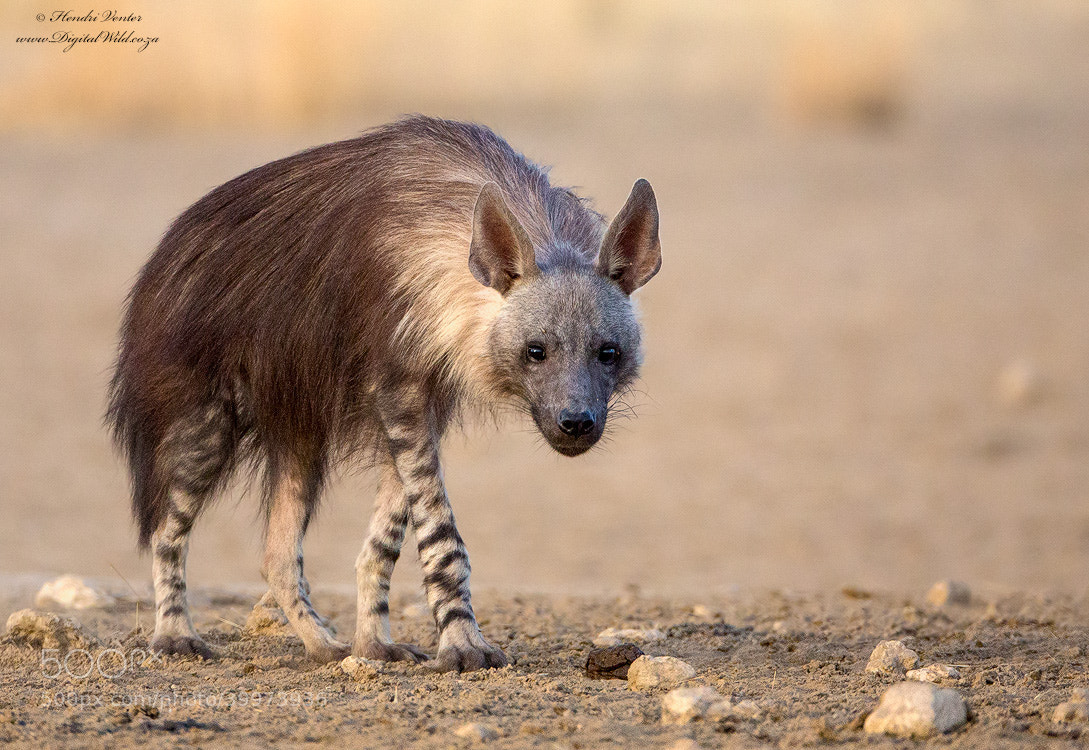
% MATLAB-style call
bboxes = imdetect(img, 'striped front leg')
[376,390,507,672]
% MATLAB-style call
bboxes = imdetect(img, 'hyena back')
[107,116,661,671]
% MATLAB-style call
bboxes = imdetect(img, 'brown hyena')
[107,115,661,671]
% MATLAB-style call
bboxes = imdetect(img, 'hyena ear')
[596,179,661,295]
[469,182,540,295]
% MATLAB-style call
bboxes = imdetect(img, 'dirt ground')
[2,2,1089,747]
[1,586,1088,748]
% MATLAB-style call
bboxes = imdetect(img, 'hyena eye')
[598,345,620,365]
[526,343,547,362]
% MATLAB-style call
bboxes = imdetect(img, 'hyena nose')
[558,409,596,437]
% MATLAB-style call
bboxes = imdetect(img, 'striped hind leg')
[352,456,429,663]
[149,402,231,658]
[150,488,212,658]
[374,384,506,672]
[261,460,349,663]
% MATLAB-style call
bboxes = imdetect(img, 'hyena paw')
[429,635,507,673]
[353,639,430,664]
[306,639,351,664]
[149,633,215,660]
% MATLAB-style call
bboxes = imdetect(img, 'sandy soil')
[1,585,1088,748]
[2,3,1089,747]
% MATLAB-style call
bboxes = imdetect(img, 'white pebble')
[5,609,98,650]
[627,655,696,691]
[926,580,971,607]
[454,722,499,742]
[593,627,665,647]
[35,576,114,610]
[339,655,382,681]
[661,686,732,725]
[906,664,961,683]
[864,681,967,738]
[866,640,920,675]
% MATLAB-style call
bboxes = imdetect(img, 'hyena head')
[470,180,661,456]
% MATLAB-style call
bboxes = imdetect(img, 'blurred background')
[1,1,1087,600]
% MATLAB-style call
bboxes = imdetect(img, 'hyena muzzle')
[107,115,661,672]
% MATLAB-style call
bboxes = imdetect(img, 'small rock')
[5,609,98,651]
[627,655,696,691]
[906,664,961,683]
[592,627,665,648]
[454,722,499,742]
[866,640,920,675]
[245,599,291,635]
[863,681,967,738]
[661,686,732,725]
[585,643,643,680]
[926,580,971,607]
[339,655,382,681]
[1052,689,1089,723]
[35,576,115,610]
[691,604,718,619]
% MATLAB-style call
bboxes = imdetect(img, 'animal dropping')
[107,116,662,672]
[585,643,644,680]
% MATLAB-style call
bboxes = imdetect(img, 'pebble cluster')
[5,574,1087,745]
